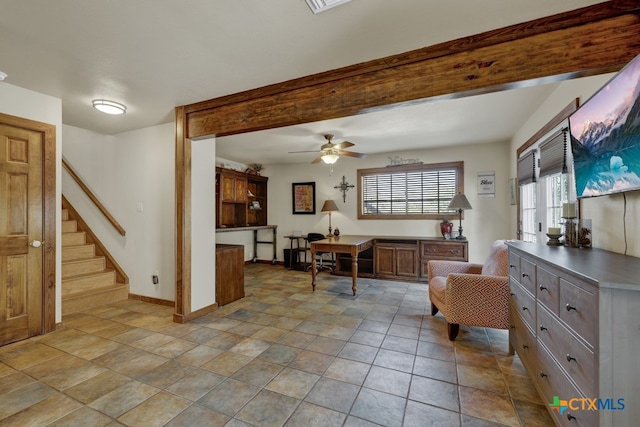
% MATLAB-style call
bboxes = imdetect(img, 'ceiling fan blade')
[288,149,320,154]
[311,155,323,164]
[337,150,367,158]
[333,140,354,150]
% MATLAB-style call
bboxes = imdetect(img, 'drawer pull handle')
[521,306,528,311]
[566,354,576,363]
[539,371,547,378]
[510,292,515,296]
[567,413,576,421]
[510,325,515,329]
[522,344,529,350]
[539,285,547,291]
[566,303,577,312]
[539,325,547,331]
[509,264,516,269]
[522,273,529,278]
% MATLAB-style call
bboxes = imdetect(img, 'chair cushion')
[481,240,508,277]
[429,276,448,313]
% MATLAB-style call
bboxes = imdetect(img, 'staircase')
[61,207,129,315]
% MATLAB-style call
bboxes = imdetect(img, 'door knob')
[29,240,44,248]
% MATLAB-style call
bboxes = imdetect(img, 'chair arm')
[427,260,483,281]
[445,274,510,329]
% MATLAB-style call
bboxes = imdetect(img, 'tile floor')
[0,264,554,426]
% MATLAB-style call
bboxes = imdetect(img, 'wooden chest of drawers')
[507,241,640,427]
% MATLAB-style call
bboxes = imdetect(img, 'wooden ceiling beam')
[182,1,640,139]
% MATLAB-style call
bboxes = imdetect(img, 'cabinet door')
[235,176,247,202]
[396,246,418,277]
[374,246,395,275]
[221,173,236,202]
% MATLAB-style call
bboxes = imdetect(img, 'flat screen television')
[569,53,640,198]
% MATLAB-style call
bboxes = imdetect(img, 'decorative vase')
[440,221,453,239]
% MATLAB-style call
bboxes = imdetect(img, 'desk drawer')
[420,241,467,260]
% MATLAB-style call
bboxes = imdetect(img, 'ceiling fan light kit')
[289,134,366,164]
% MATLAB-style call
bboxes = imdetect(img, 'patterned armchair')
[428,240,509,340]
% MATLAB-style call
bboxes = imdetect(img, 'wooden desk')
[310,235,374,295]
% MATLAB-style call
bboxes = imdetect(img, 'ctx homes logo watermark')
[549,396,625,414]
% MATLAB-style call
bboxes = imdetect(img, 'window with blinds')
[357,161,463,220]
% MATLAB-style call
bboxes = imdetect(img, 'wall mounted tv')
[569,53,640,198]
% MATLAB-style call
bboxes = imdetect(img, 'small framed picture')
[292,182,316,214]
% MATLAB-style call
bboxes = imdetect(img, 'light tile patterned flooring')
[0,264,554,426]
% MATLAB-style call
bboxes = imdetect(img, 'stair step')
[61,209,69,221]
[62,219,77,233]
[62,282,129,316]
[62,244,96,262]
[62,231,86,246]
[62,257,106,278]
[62,270,115,295]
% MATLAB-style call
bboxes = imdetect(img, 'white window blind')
[517,150,537,186]
[359,162,462,219]
[539,128,568,178]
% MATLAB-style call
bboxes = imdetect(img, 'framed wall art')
[292,182,316,214]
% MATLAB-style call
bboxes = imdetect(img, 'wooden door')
[0,119,49,345]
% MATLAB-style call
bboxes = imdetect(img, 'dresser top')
[506,241,640,290]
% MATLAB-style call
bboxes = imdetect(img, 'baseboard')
[172,303,217,324]
[128,293,174,307]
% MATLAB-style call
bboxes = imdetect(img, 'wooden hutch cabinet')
[216,167,268,228]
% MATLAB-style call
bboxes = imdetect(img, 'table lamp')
[321,199,338,236]
[448,193,472,240]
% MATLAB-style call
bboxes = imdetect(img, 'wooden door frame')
[0,112,57,334]
[174,1,640,322]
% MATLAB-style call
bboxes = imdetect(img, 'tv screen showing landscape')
[569,53,640,198]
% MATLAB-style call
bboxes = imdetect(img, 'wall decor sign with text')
[477,171,495,197]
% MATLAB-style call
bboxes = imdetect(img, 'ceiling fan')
[288,134,367,164]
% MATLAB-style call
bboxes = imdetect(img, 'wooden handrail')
[62,158,126,236]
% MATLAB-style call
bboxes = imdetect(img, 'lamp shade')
[321,199,338,212]
[448,193,472,210]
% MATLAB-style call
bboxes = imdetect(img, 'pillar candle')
[562,203,576,218]
[548,227,561,234]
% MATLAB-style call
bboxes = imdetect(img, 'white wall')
[62,123,176,300]
[191,137,217,312]
[219,139,511,264]
[510,73,640,257]
[0,83,63,323]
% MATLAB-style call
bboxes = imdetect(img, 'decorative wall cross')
[334,175,354,203]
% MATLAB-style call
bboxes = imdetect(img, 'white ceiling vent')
[305,0,352,14]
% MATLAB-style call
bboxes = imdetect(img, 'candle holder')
[546,233,563,246]
[563,217,578,247]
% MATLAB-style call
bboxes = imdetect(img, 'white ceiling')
[0,0,606,164]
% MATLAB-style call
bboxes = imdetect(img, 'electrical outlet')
[152,274,159,285]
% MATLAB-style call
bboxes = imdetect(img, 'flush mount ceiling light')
[92,99,127,115]
[305,0,352,14]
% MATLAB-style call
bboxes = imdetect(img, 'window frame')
[357,161,464,220]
